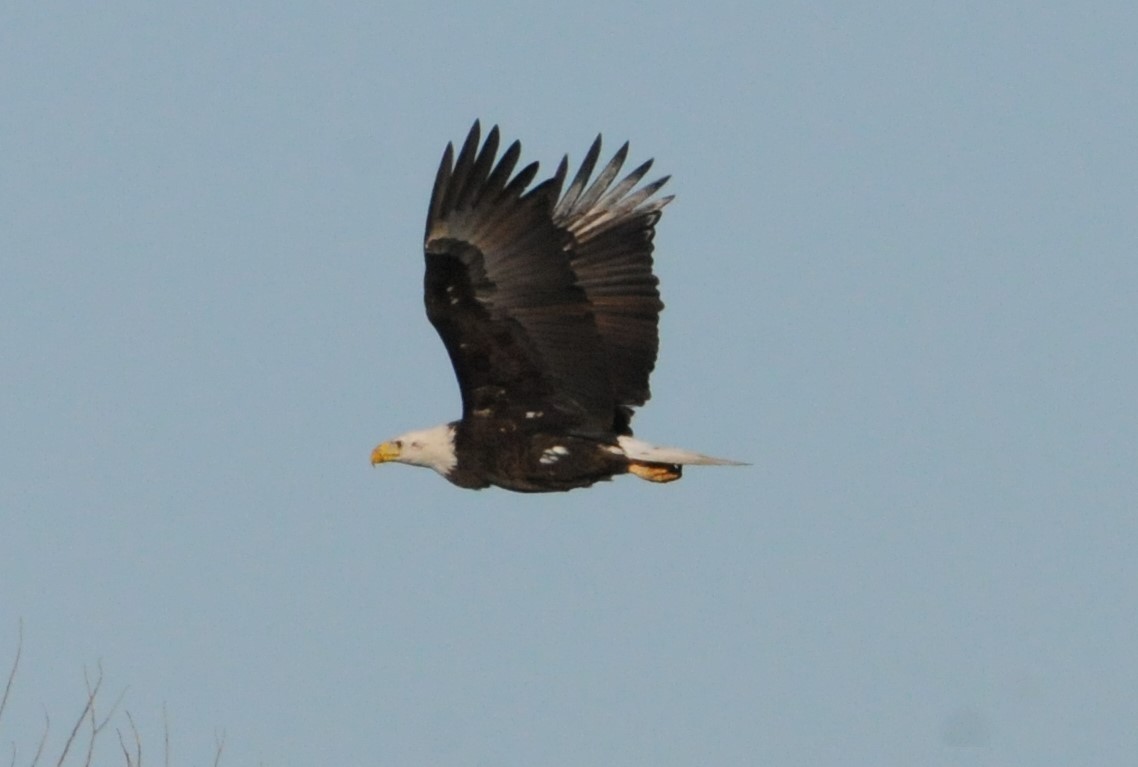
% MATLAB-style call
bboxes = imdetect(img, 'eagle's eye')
[410,441,422,449]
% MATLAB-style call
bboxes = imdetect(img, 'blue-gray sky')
[2,1,1136,764]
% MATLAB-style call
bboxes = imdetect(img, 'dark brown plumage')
[425,121,669,436]
[371,122,739,492]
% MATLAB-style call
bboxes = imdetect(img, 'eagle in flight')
[371,122,742,492]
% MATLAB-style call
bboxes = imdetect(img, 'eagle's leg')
[627,461,683,483]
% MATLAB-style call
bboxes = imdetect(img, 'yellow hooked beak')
[371,441,402,465]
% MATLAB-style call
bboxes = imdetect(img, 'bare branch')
[212,730,226,767]
[115,712,141,767]
[2,637,225,767]
[82,667,98,767]
[0,621,22,726]
[127,713,141,767]
[80,665,127,767]
[29,711,50,767]
[54,669,99,767]
[115,730,130,767]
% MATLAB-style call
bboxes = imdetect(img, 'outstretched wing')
[423,121,614,432]
[554,136,671,427]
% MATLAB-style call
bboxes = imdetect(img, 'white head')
[371,423,457,477]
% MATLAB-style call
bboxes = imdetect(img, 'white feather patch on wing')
[616,436,746,466]
[539,445,570,465]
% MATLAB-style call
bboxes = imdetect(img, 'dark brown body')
[447,419,630,492]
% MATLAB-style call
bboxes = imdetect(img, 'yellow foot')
[628,461,682,483]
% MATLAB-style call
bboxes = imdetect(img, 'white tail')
[617,436,747,466]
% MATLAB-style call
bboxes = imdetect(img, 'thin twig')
[81,665,127,767]
[29,711,49,767]
[53,669,99,767]
[0,621,22,726]
[115,712,141,767]
[212,730,226,767]
[127,712,141,767]
[82,667,98,767]
[115,730,130,767]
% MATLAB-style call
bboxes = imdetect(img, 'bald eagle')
[371,122,742,492]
